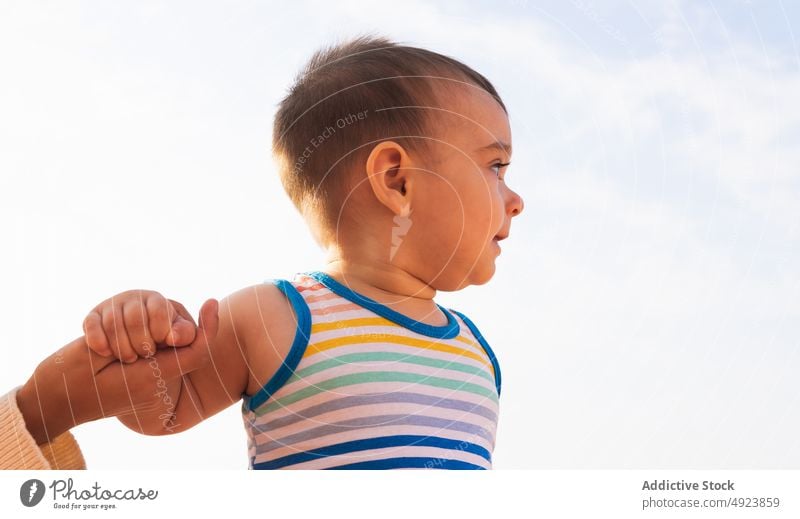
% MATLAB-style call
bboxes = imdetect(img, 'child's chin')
[470,262,497,286]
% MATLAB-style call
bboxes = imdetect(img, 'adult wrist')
[17,375,71,445]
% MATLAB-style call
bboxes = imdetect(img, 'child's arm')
[163,283,299,433]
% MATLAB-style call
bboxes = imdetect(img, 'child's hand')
[82,290,198,363]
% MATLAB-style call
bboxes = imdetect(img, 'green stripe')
[254,371,498,416]
[287,352,494,384]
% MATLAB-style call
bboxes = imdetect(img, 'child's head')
[273,36,524,291]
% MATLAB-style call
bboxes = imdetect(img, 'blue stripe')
[451,309,501,397]
[245,278,312,411]
[252,435,491,469]
[327,457,487,470]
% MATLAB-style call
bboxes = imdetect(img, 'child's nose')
[508,187,524,217]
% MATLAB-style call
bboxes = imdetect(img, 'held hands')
[17,297,219,444]
[83,290,200,362]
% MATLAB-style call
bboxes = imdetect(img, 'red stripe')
[296,282,325,292]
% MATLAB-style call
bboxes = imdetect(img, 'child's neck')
[322,257,450,327]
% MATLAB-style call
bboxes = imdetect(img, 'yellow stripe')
[454,334,487,355]
[304,333,495,374]
[312,317,487,357]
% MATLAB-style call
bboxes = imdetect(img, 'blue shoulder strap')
[245,278,312,412]
[450,309,502,398]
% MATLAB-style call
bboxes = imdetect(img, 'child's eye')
[490,161,511,178]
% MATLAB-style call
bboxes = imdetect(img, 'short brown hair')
[272,35,506,245]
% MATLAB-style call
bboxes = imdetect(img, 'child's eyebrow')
[475,140,513,156]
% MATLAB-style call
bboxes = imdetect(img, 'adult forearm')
[12,321,215,451]
[16,336,87,445]
[15,381,51,446]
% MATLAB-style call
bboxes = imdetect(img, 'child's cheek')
[492,185,507,225]
[471,182,503,232]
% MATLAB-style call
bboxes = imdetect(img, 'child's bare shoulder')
[224,281,301,397]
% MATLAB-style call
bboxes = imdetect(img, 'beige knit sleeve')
[0,387,86,470]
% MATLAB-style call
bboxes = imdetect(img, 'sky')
[0,0,798,469]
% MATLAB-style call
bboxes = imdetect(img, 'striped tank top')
[241,270,501,470]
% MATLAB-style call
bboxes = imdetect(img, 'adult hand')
[16,299,219,445]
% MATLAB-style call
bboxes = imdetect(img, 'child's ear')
[365,140,411,216]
